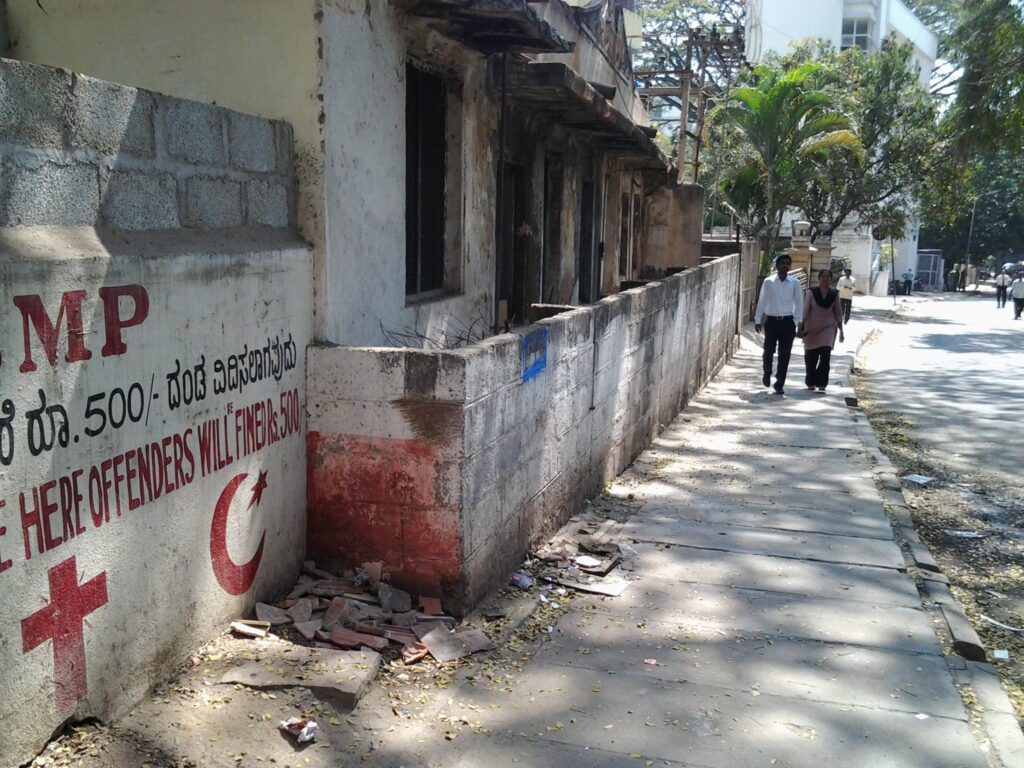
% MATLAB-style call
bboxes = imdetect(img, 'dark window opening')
[578,180,596,304]
[542,155,564,303]
[406,63,447,298]
[619,192,631,278]
[841,19,870,51]
[498,163,529,326]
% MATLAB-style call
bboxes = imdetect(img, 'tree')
[919,150,1024,266]
[634,1,747,141]
[907,0,1024,153]
[710,63,862,270]
[772,39,937,242]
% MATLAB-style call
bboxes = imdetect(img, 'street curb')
[846,317,991,663]
[922,580,986,661]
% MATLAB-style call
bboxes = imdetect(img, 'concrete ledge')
[924,581,986,661]
[909,541,941,573]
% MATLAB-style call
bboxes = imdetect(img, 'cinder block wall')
[0,57,294,229]
[308,254,741,611]
[0,57,309,767]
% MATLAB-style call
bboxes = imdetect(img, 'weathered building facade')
[0,2,749,764]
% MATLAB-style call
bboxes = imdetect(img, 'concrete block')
[0,58,71,148]
[909,541,941,573]
[462,448,497,509]
[101,171,179,230]
[245,179,289,227]
[163,98,226,166]
[69,75,154,156]
[0,159,99,227]
[185,176,242,228]
[463,394,500,456]
[404,352,440,399]
[308,346,405,404]
[925,581,986,661]
[228,111,277,172]
[275,121,295,175]
[434,353,467,402]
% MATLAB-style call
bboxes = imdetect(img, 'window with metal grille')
[406,63,447,298]
[840,19,870,51]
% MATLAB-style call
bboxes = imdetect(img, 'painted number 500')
[84,384,146,437]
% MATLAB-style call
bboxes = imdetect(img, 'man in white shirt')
[755,254,804,395]
[837,269,855,323]
[995,268,1011,308]
[1011,272,1024,319]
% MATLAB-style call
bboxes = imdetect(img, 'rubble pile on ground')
[239,560,498,666]
[526,512,636,597]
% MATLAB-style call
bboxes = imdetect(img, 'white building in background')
[746,0,939,294]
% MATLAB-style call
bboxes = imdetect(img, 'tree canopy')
[773,40,937,241]
[709,62,862,267]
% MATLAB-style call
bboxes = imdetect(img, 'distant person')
[800,269,845,393]
[959,264,968,291]
[946,267,958,292]
[902,269,913,296]
[995,268,1011,308]
[755,254,803,395]
[837,268,855,323]
[1012,272,1024,320]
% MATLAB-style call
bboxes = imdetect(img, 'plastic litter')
[980,614,1024,633]
[943,530,985,539]
[993,649,1011,661]
[903,474,934,486]
[509,571,535,589]
[575,555,602,568]
[279,717,319,744]
[230,620,270,638]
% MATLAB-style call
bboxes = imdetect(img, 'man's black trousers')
[763,317,796,386]
[840,298,852,323]
[997,285,1008,307]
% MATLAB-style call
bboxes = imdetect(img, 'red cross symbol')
[21,556,108,713]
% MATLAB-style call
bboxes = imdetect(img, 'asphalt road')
[856,288,1024,489]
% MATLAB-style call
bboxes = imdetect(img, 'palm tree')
[710,63,863,271]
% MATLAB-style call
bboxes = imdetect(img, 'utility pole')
[636,25,748,188]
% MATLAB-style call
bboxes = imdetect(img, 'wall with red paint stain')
[0,62,312,768]
[307,254,742,612]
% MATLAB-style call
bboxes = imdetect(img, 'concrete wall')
[0,59,295,230]
[306,254,741,610]
[748,0,844,60]
[4,0,325,317]
[641,184,704,274]
[0,59,312,767]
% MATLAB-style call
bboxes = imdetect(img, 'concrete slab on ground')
[622,517,906,569]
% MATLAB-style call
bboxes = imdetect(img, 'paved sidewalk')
[33,305,1009,768]
[439,325,996,767]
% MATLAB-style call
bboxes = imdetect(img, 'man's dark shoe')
[773,384,784,395]
[762,373,771,387]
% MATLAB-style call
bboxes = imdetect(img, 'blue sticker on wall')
[521,328,548,383]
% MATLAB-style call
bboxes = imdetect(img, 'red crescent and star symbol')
[210,469,268,595]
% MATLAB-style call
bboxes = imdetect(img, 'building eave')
[393,0,574,54]
[506,61,667,166]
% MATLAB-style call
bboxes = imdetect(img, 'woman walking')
[799,269,845,392]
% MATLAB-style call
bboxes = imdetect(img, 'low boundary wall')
[307,254,741,610]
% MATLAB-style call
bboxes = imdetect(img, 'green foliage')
[709,63,861,271]
[769,39,937,240]
[920,149,1024,264]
